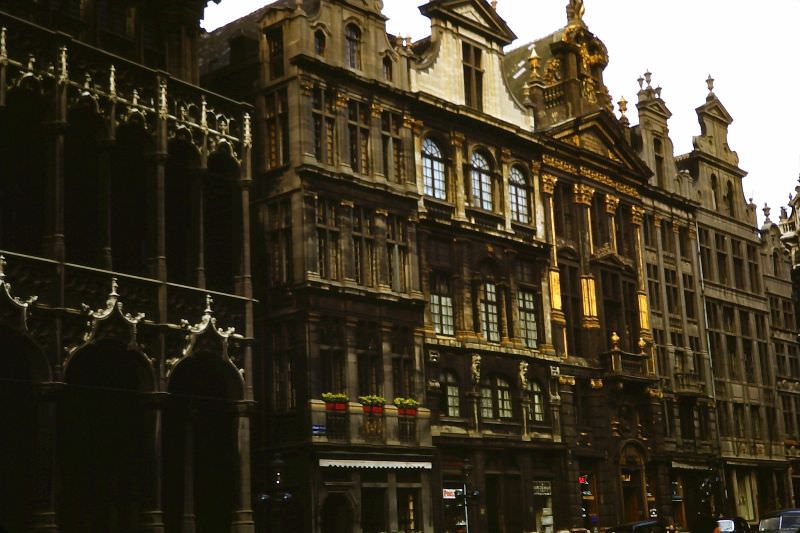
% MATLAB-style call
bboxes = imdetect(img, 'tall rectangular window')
[715,233,729,284]
[348,100,370,173]
[267,199,292,287]
[352,207,376,286]
[320,320,345,393]
[430,272,454,335]
[747,244,760,292]
[357,322,382,396]
[266,26,284,79]
[646,263,661,310]
[265,89,289,168]
[683,273,696,319]
[462,42,483,110]
[518,289,539,348]
[397,489,420,533]
[312,86,336,164]
[381,111,404,182]
[732,240,745,289]
[480,282,500,342]
[391,327,414,398]
[560,262,582,355]
[316,197,340,280]
[664,268,680,316]
[386,215,409,292]
[699,228,713,280]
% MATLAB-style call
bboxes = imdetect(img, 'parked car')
[758,509,800,533]
[607,519,668,533]
[718,516,752,533]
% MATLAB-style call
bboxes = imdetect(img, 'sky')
[203,0,800,224]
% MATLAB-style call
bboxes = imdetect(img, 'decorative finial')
[0,27,7,62]
[179,105,188,121]
[491,0,497,9]
[158,79,168,119]
[637,76,644,90]
[763,203,771,221]
[200,96,208,129]
[644,70,652,88]
[132,89,139,107]
[655,86,662,99]
[566,0,586,26]
[611,331,620,350]
[58,46,68,83]
[528,48,541,80]
[204,294,214,316]
[706,74,714,95]
[243,112,252,148]
[83,72,92,90]
[638,337,647,355]
[109,65,116,97]
[618,96,628,116]
[219,118,229,136]
[0,255,6,283]
[26,53,35,72]
[110,277,119,298]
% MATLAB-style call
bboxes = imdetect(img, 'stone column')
[400,114,415,187]
[30,383,59,532]
[450,132,467,221]
[374,209,390,289]
[335,90,350,172]
[630,206,654,374]
[140,393,166,532]
[688,223,712,387]
[43,53,68,262]
[231,402,255,533]
[303,192,320,280]
[297,79,315,164]
[407,216,421,294]
[605,194,620,254]
[500,148,512,230]
[339,200,355,281]
[411,120,427,212]
[369,102,384,182]
[541,173,565,355]
[147,77,169,285]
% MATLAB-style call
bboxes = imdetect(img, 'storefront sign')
[442,488,458,499]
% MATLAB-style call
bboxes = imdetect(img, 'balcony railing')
[673,372,704,396]
[600,334,656,381]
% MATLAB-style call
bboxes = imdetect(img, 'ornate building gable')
[410,0,531,129]
[691,77,738,167]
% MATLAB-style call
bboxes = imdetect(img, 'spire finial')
[528,47,541,81]
[58,46,68,83]
[763,203,771,221]
[0,27,7,62]
[637,75,644,90]
[204,294,214,316]
[243,112,252,148]
[110,277,119,298]
[644,70,652,88]
[618,96,629,125]
[706,74,715,95]
[109,65,116,97]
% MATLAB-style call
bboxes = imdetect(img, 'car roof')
[761,509,800,519]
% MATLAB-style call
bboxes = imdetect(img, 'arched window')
[725,181,735,216]
[422,138,446,200]
[382,56,393,81]
[509,166,530,224]
[471,151,492,210]
[345,24,361,69]
[480,375,513,419]
[441,371,460,417]
[530,381,545,423]
[314,30,326,55]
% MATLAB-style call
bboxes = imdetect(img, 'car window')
[719,520,736,532]
[760,518,780,532]
[781,517,800,529]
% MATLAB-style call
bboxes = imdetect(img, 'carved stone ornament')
[0,255,38,332]
[170,295,245,380]
[519,361,529,389]
[558,374,576,386]
[471,354,481,385]
[68,277,145,354]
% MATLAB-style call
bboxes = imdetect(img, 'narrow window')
[462,42,483,110]
[471,152,492,211]
[422,138,447,200]
[480,281,499,342]
[382,56,393,81]
[509,166,530,224]
[653,137,665,186]
[430,272,454,335]
[345,24,361,69]
[381,111,403,182]
[316,197,340,280]
[347,100,370,173]
[311,86,336,164]
[314,30,326,55]
[266,27,284,79]
[442,371,460,417]
[518,289,539,348]
[530,381,545,423]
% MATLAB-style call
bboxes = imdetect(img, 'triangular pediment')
[697,97,733,125]
[548,111,652,180]
[419,0,516,45]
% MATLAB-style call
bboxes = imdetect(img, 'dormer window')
[345,24,362,70]
[462,42,483,110]
[382,56,393,81]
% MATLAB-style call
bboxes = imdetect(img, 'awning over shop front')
[319,459,432,470]
[671,461,713,471]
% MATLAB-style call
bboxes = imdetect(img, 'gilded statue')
[566,0,585,26]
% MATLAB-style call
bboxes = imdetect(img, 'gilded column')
[541,173,565,355]
[605,194,620,254]
[573,184,599,330]
[631,206,651,339]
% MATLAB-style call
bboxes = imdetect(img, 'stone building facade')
[0,1,256,532]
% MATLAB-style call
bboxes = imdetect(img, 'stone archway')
[0,324,48,532]
[58,338,155,533]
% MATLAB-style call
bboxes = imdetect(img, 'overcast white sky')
[203,0,800,223]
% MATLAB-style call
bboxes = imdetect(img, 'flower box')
[335,402,347,411]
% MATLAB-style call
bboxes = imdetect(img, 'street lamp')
[459,458,480,533]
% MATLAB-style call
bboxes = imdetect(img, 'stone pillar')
[231,403,255,533]
[43,78,67,262]
[605,194,620,254]
[335,90,351,172]
[339,200,355,281]
[407,216,421,294]
[140,393,166,532]
[542,173,565,355]
[374,209,390,289]
[297,79,315,164]
[400,114,415,187]
[30,384,59,532]
[147,77,169,285]
[451,132,467,221]
[411,120,427,212]
[630,206,653,376]
[370,102,384,181]
[303,192,319,279]
[191,169,207,288]
[500,148,512,230]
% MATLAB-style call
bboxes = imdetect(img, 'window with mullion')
[509,166,530,224]
[471,152,493,211]
[352,207,375,286]
[422,138,446,200]
[518,289,539,348]
[265,89,289,168]
[311,86,336,164]
[386,215,408,292]
[530,381,545,423]
[345,24,361,69]
[348,100,370,174]
[480,281,500,342]
[462,42,483,110]
[442,371,460,417]
[381,111,404,183]
[430,272,454,335]
[480,376,513,419]
[316,197,340,280]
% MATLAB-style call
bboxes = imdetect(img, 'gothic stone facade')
[0,1,257,532]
